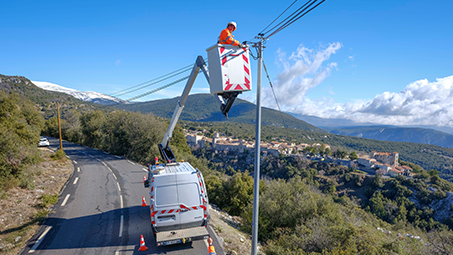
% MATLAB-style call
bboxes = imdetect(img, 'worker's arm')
[207,237,216,255]
[219,29,239,46]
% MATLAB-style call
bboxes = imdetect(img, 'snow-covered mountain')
[32,81,128,105]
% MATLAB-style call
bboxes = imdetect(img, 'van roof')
[153,162,197,175]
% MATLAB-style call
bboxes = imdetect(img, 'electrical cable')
[267,0,326,38]
[125,71,202,102]
[259,0,299,35]
[262,58,290,138]
[261,0,317,36]
[113,67,193,97]
[110,63,194,96]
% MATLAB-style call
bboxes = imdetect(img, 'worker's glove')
[237,43,244,48]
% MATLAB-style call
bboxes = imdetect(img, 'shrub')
[40,194,58,208]
[50,149,66,160]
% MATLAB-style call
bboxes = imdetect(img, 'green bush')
[40,194,58,208]
[50,149,66,160]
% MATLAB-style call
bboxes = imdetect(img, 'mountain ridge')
[114,93,326,133]
[32,81,127,105]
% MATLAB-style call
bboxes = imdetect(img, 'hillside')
[0,74,115,119]
[182,121,453,181]
[326,126,453,149]
[3,74,453,180]
[115,93,325,132]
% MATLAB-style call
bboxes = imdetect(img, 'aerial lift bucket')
[207,44,252,117]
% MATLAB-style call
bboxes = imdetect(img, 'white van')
[145,161,210,246]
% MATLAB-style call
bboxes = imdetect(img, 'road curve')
[21,138,223,255]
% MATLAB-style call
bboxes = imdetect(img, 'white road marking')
[142,168,148,172]
[128,160,135,165]
[102,162,107,166]
[119,215,124,237]
[117,183,121,191]
[61,194,70,206]
[73,160,77,164]
[107,167,112,172]
[28,226,52,253]
[120,195,123,208]
[112,173,117,180]
[73,177,79,185]
[115,155,121,159]
[77,167,80,172]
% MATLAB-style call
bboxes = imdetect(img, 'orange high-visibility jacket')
[218,28,239,46]
[208,245,216,255]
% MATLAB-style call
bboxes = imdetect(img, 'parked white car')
[38,137,50,147]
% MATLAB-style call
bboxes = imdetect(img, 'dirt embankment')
[0,148,73,254]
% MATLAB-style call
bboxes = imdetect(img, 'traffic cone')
[141,196,147,207]
[138,234,148,251]
[143,175,146,183]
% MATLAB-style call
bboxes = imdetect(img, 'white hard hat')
[228,21,237,31]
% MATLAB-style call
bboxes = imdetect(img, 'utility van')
[145,161,210,246]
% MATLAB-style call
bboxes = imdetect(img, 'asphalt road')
[21,138,223,255]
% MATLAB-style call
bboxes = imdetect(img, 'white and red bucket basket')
[207,44,252,94]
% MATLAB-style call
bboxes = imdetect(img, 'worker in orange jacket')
[207,237,216,255]
[218,21,244,48]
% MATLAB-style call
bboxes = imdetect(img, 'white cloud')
[290,76,453,127]
[262,42,342,111]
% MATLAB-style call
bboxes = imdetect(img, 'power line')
[125,71,200,102]
[110,63,193,96]
[262,58,289,137]
[261,0,316,36]
[259,0,299,35]
[114,66,193,97]
[268,0,326,38]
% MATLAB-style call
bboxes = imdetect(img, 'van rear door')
[177,182,203,228]
[154,175,180,229]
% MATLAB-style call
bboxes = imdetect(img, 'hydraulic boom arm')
[158,55,243,163]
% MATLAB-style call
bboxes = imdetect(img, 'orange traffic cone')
[143,175,146,183]
[138,234,148,251]
[141,196,147,207]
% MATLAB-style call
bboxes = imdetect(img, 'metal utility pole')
[57,102,63,151]
[251,37,264,255]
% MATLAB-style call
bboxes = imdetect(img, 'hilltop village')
[186,131,414,178]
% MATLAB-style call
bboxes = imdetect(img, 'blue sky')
[1,0,453,127]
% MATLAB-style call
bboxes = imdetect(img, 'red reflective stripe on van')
[161,210,166,214]
[192,206,197,210]
[176,209,181,213]
[200,205,207,210]
[168,209,174,213]
[180,204,190,210]
[151,186,153,192]
[152,221,155,224]
[151,195,153,199]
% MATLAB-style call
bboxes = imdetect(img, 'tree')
[349,151,358,160]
